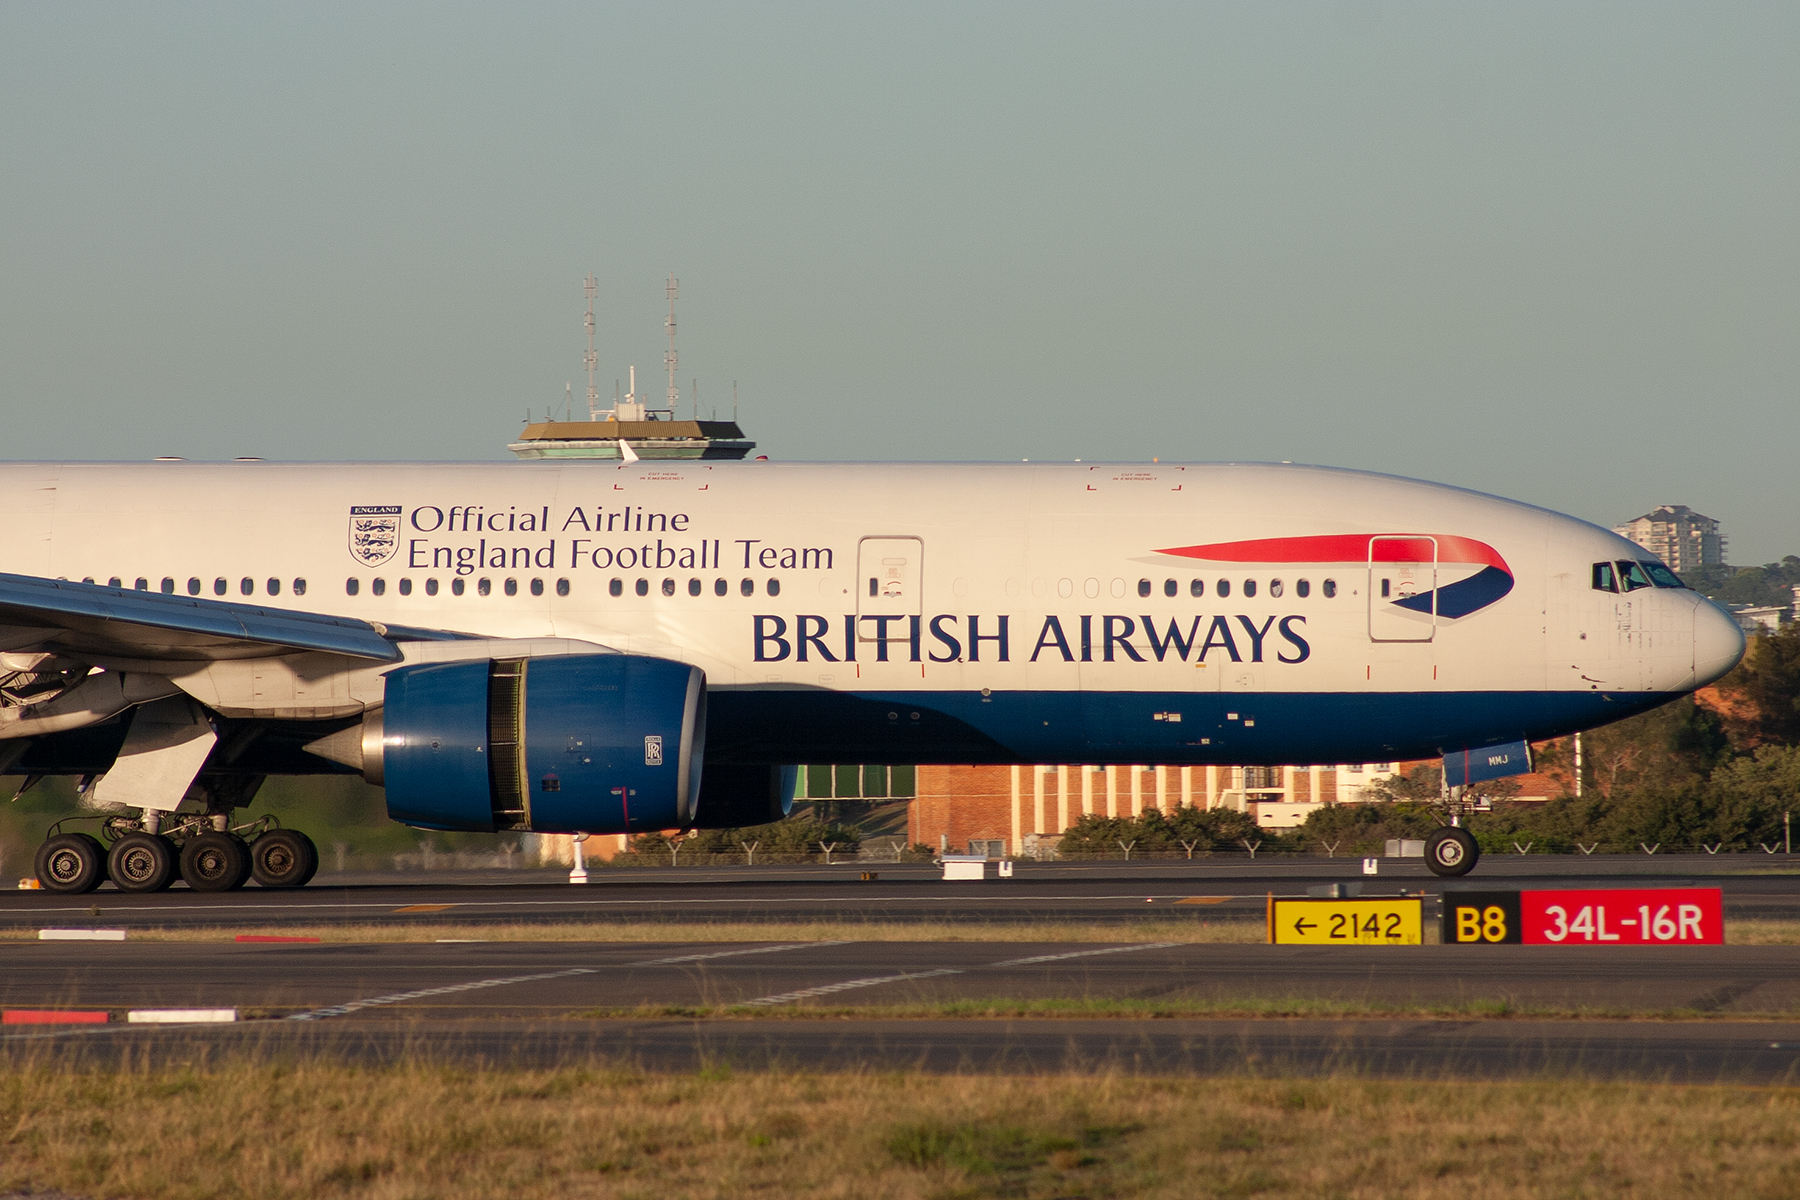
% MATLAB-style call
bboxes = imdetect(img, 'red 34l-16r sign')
[1442,887,1724,945]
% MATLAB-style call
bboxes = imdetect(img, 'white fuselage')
[0,460,1744,767]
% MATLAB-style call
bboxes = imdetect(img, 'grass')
[3,1063,1800,1198]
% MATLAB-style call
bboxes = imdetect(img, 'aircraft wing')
[0,573,415,664]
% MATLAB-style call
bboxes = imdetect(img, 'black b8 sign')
[1442,887,1724,945]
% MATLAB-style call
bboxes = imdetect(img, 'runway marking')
[740,942,1181,1007]
[392,904,457,913]
[1175,896,1230,905]
[285,942,848,1022]
[986,943,1180,967]
[742,970,963,1007]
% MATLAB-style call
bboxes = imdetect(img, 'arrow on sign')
[1293,918,1316,935]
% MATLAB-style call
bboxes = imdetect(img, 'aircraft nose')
[1693,597,1746,688]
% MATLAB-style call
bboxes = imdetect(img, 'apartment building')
[1613,505,1726,574]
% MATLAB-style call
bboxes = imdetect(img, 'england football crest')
[349,505,402,567]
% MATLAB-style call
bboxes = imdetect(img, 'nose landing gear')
[1424,827,1480,877]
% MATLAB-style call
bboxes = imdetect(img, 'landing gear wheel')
[180,832,249,893]
[1425,827,1480,877]
[108,832,178,893]
[35,833,107,894]
[251,829,318,889]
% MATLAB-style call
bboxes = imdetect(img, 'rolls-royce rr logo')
[349,505,401,567]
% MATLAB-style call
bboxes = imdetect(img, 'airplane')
[0,459,1744,893]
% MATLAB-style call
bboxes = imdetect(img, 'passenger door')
[856,537,922,647]
[1368,536,1437,642]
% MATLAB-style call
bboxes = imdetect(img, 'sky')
[2,2,1795,563]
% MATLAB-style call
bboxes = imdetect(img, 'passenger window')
[1380,579,1391,598]
[136,578,149,590]
[1592,562,1617,592]
[741,578,754,597]
[107,577,121,588]
[425,579,439,596]
[1243,580,1257,598]
[399,579,412,596]
[687,579,701,596]
[452,578,465,596]
[504,578,517,597]
[477,578,491,596]
[661,579,675,596]
[266,578,281,596]
[1217,579,1230,598]
[1296,579,1310,598]
[609,578,623,597]
[213,578,226,596]
[1323,578,1336,598]
[714,578,727,596]
[372,578,386,596]
[635,579,649,597]
[1646,563,1686,589]
[768,579,781,597]
[1617,561,1653,592]
[1190,579,1204,598]
[81,577,93,585]
[530,579,544,597]
[1269,579,1284,598]
[556,579,570,597]
[162,577,175,594]
[293,578,306,596]
[188,578,202,596]
[345,578,359,596]
[1138,579,1152,598]
[240,578,254,596]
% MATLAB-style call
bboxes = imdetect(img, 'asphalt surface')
[6,858,1799,1080]
[9,1016,1800,1083]
[4,855,1800,930]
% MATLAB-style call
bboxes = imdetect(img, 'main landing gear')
[1424,827,1480,877]
[31,814,319,895]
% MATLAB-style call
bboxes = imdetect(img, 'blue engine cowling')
[379,653,705,834]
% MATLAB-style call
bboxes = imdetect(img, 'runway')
[6,936,1800,1079]
[5,855,1800,931]
[4,939,1800,1016]
[7,859,1799,1080]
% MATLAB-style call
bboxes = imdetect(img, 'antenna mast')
[583,273,600,420]
[664,273,680,416]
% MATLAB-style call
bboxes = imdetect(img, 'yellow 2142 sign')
[1268,898,1423,945]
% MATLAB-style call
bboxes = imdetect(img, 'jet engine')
[326,653,705,834]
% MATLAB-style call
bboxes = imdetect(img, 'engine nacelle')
[376,653,705,834]
[689,764,797,830]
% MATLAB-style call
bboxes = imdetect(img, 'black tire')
[227,835,254,890]
[35,833,107,894]
[108,832,178,893]
[251,829,319,889]
[180,832,249,893]
[1424,827,1480,877]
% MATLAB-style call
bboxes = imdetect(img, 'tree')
[1723,623,1800,747]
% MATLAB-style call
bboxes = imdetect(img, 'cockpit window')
[1616,560,1653,592]
[1592,562,1617,592]
[1645,562,1686,589]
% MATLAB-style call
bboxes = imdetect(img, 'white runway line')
[739,942,1182,1007]
[987,943,1180,967]
[38,929,127,941]
[742,970,964,1007]
[127,1009,238,1024]
[287,942,849,1022]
